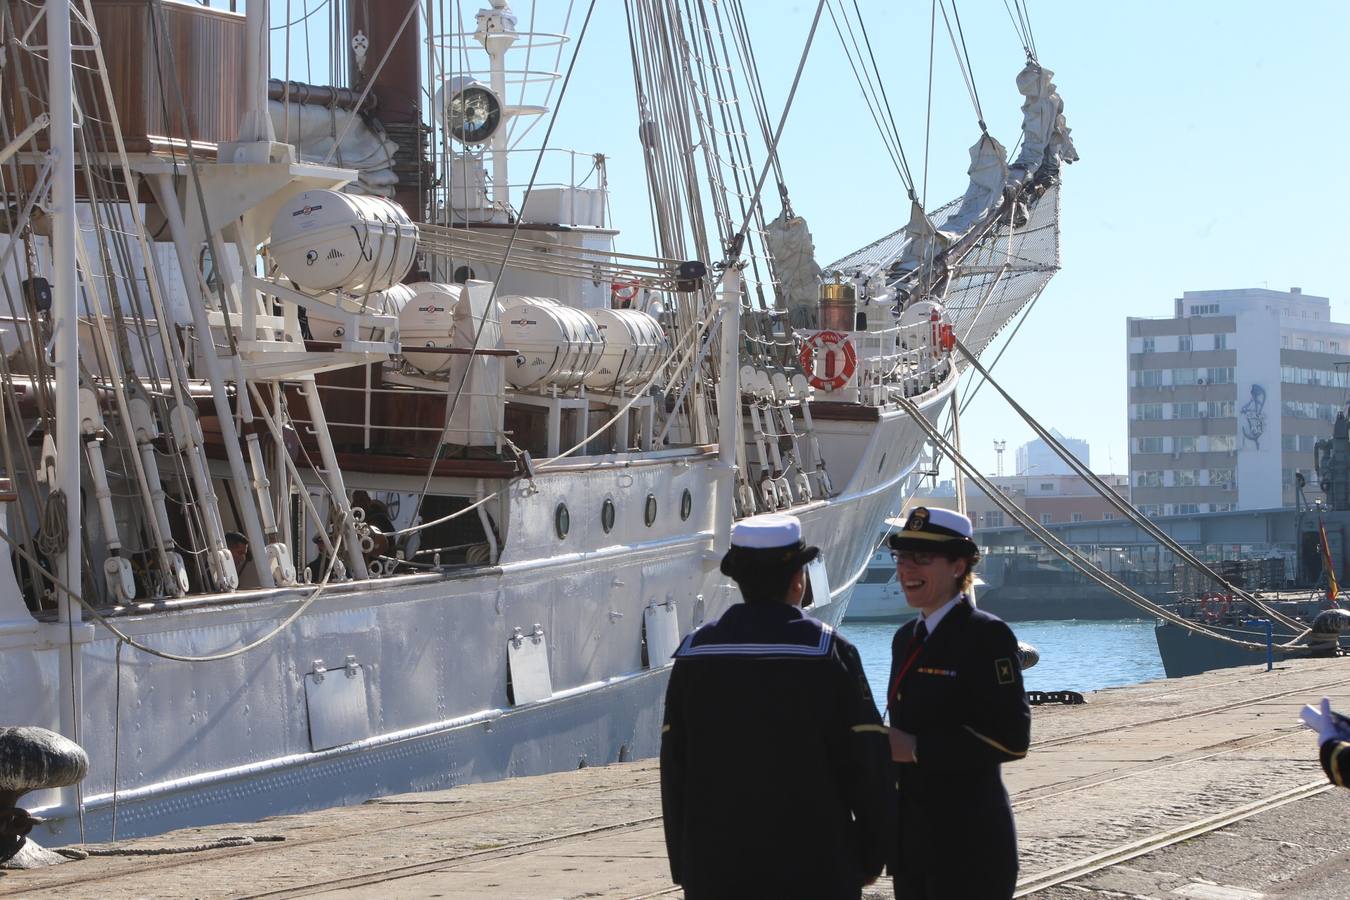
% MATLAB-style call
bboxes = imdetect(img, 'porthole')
[601,498,616,533]
[644,493,658,527]
[555,502,570,539]
[680,488,692,521]
[453,264,476,284]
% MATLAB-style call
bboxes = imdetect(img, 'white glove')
[1300,697,1345,744]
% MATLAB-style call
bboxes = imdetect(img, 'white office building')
[1126,287,1350,515]
[1016,431,1089,477]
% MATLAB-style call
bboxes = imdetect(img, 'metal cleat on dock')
[0,726,88,868]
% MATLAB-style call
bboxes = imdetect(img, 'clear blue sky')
[272,1,1350,475]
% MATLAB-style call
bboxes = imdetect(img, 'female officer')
[885,506,1031,899]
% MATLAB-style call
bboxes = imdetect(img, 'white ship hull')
[15,386,950,844]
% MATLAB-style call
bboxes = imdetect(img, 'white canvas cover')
[765,210,824,328]
[1009,64,1077,179]
[269,101,400,197]
[444,282,503,448]
[942,132,1009,237]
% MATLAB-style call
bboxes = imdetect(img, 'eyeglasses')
[891,550,936,566]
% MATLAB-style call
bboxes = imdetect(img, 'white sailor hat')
[721,513,820,577]
[886,506,979,557]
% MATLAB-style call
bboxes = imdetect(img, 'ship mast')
[47,0,79,628]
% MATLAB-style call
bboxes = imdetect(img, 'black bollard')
[0,726,89,868]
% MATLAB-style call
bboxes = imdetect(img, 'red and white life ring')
[1199,591,1231,622]
[610,274,641,307]
[799,330,857,391]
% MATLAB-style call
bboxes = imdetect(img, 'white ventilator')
[897,300,948,356]
[270,189,418,294]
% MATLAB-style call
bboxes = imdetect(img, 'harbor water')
[841,618,1167,714]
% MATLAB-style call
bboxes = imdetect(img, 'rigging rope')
[949,335,1307,632]
[938,0,985,129]
[894,393,1309,650]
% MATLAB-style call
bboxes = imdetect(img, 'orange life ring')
[799,330,858,391]
[610,275,641,307]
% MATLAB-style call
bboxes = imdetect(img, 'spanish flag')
[1320,513,1340,604]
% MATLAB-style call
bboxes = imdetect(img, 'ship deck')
[5,656,1350,898]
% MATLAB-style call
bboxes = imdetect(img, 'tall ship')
[0,0,1075,846]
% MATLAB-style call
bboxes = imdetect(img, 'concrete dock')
[4,657,1349,899]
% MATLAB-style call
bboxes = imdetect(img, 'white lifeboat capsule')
[270,189,418,295]
[584,307,668,391]
[499,296,604,390]
[398,282,464,375]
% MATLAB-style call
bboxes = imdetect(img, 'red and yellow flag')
[1319,513,1340,604]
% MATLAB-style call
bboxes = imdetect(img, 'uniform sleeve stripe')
[851,724,889,735]
[1332,742,1348,787]
[963,725,1027,759]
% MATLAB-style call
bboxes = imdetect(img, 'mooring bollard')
[0,726,89,868]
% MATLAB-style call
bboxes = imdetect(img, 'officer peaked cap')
[886,506,979,558]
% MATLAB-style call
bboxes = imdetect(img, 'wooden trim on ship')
[806,401,883,422]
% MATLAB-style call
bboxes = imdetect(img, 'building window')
[1206,400,1234,418]
[1175,469,1200,486]
[1297,337,1309,350]
[1282,468,1296,489]
[1214,333,1228,350]
[1178,335,1193,352]
[1176,503,1200,515]
[1071,513,1084,523]
[1134,403,1163,420]
[985,510,1004,528]
[1138,369,1161,388]
[1282,335,1291,348]
[1205,367,1233,384]
[1139,505,1161,517]
[1209,435,1236,452]
[1173,368,1198,385]
[1332,341,1341,354]
[1136,471,1163,488]
[1282,434,1297,452]
[1189,304,1219,316]
[1103,512,1115,520]
[1135,436,1164,454]
[1142,337,1156,353]
[1039,482,1054,492]
[1315,340,1326,353]
[1039,513,1053,525]
[1173,402,1200,419]
[1176,436,1198,454]
[1210,468,1234,488]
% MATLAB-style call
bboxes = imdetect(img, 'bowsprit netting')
[826,182,1060,361]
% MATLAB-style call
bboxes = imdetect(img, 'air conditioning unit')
[1197,378,1206,385]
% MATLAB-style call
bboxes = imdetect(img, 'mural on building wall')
[1241,383,1267,449]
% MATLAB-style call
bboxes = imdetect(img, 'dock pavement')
[4,656,1350,899]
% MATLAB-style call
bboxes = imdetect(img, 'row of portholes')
[555,488,694,540]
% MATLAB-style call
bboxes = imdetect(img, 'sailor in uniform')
[1301,697,1350,787]
[885,507,1031,899]
[659,513,894,900]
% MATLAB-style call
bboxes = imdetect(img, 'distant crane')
[994,440,1006,477]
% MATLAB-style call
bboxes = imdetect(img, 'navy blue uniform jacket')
[659,602,895,900]
[888,597,1031,899]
